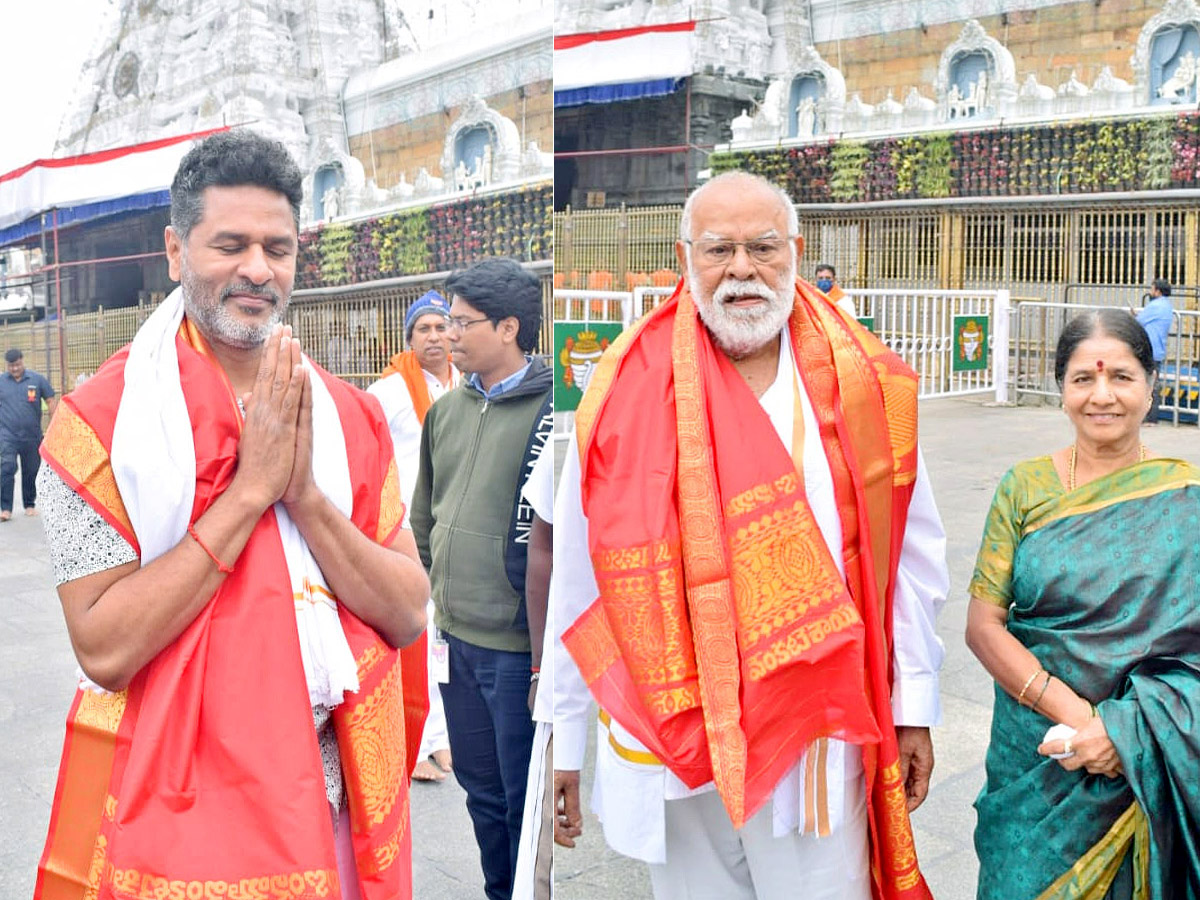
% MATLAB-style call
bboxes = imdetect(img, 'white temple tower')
[55,0,415,217]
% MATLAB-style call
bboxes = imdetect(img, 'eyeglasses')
[685,238,793,266]
[447,315,493,332]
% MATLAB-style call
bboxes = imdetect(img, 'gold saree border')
[1025,461,1200,537]
[1035,801,1149,900]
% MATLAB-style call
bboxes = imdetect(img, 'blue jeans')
[439,634,535,900]
[0,438,40,513]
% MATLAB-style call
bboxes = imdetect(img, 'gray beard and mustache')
[688,266,796,359]
[182,272,286,350]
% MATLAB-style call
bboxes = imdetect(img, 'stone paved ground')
[2,399,1196,898]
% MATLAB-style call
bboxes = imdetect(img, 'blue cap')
[405,290,451,339]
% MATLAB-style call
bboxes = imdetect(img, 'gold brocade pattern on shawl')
[43,404,134,538]
[103,865,339,899]
[343,660,406,826]
[878,760,921,889]
[84,834,108,900]
[75,690,128,734]
[355,644,388,682]
[729,500,862,651]
[745,603,863,682]
[376,459,404,544]
[356,802,410,878]
[672,292,749,825]
[875,363,918,485]
[588,536,698,706]
[724,472,800,518]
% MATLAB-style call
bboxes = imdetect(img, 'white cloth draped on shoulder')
[106,287,359,707]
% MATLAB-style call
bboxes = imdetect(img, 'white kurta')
[552,328,948,865]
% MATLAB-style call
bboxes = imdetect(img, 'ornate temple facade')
[56,0,414,221]
[8,0,553,313]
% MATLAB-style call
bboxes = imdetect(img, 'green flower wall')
[708,113,1200,204]
[295,181,552,290]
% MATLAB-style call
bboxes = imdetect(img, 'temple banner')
[952,314,990,372]
[554,321,624,412]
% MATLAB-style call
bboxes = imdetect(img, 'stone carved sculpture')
[1159,52,1199,101]
[795,96,816,138]
[322,186,341,220]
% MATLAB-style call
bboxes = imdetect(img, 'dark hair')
[1054,308,1155,387]
[1152,278,1172,297]
[445,258,543,353]
[170,130,304,239]
[4,348,22,364]
[815,263,836,278]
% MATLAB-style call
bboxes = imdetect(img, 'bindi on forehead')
[1096,360,1104,370]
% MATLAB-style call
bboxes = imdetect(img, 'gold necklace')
[1067,443,1147,491]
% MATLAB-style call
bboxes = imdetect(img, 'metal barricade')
[632,285,677,320]
[1013,300,1200,426]
[552,289,633,328]
[847,288,1011,401]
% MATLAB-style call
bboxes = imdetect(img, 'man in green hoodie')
[410,257,553,900]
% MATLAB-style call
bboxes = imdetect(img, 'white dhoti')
[512,723,553,900]
[648,772,870,900]
[417,599,450,758]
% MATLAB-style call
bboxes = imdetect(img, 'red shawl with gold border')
[563,279,929,899]
[35,320,426,900]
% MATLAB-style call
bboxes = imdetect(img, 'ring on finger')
[1063,739,1074,755]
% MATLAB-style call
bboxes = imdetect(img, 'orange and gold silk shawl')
[380,351,435,424]
[564,279,929,900]
[35,323,425,900]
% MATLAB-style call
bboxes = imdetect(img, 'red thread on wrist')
[188,524,234,575]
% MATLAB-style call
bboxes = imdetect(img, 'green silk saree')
[970,457,1200,900]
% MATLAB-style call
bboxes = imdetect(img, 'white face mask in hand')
[1043,722,1077,759]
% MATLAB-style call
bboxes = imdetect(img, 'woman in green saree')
[966,308,1200,900]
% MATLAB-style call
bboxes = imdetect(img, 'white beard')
[688,265,795,359]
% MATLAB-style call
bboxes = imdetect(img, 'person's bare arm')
[965,598,1093,728]
[58,327,306,691]
[280,374,428,650]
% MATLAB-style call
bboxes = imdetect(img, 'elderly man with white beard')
[550,171,949,900]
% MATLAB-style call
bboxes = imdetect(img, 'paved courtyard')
[2,397,1196,898]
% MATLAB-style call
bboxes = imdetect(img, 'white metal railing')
[847,289,1011,402]
[552,289,633,328]
[1012,301,1200,426]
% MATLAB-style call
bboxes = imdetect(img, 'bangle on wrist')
[530,672,540,683]
[188,524,235,575]
[1030,672,1053,713]
[1017,668,1043,707]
